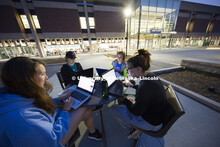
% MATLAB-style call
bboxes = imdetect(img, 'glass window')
[140,11,148,34]
[173,0,180,10]
[130,17,136,35]
[166,0,174,13]
[148,12,155,30]
[157,0,166,13]
[32,15,41,29]
[20,15,30,29]
[80,17,87,29]
[142,6,149,11]
[141,0,149,7]
[89,17,95,29]
[155,17,163,29]
[149,0,157,12]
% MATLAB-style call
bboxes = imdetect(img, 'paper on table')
[125,87,136,95]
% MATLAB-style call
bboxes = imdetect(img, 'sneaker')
[127,128,141,139]
[88,129,102,141]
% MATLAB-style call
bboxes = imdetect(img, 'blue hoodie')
[0,89,71,147]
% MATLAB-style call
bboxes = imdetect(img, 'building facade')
[129,0,181,50]
[174,1,220,48]
[130,0,220,50]
[0,0,219,59]
[0,0,130,59]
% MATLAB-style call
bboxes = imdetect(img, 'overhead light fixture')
[124,7,132,17]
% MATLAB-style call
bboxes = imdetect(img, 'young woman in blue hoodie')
[0,57,101,147]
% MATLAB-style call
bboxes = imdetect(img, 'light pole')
[124,8,132,57]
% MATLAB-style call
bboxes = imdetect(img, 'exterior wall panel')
[35,8,81,33]
[193,18,209,32]
[212,20,220,33]
[0,6,21,33]
[94,11,125,32]
[180,1,220,14]
[175,16,188,32]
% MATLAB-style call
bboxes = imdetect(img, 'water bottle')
[102,79,109,99]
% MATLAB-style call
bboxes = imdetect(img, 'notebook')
[64,76,95,109]
[101,68,123,96]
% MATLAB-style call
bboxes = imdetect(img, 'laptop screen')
[102,69,117,87]
[78,68,93,77]
[96,68,108,77]
[78,76,95,93]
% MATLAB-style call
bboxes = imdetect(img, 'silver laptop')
[64,76,95,109]
[102,69,117,87]
[102,69,123,96]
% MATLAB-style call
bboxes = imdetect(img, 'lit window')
[20,15,41,29]
[80,17,87,29]
[89,17,95,29]
[20,15,30,29]
[32,15,41,29]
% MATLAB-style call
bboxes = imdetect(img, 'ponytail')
[127,49,151,71]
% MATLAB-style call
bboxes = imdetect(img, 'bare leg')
[61,107,87,145]
[83,108,95,132]
[60,107,96,145]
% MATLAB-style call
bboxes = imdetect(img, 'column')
[83,0,93,53]
[180,36,185,48]
[20,0,45,57]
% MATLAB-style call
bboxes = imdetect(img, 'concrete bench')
[180,59,220,75]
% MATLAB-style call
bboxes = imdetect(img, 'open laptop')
[96,68,123,78]
[65,76,95,109]
[96,68,108,77]
[78,68,93,77]
[73,68,93,85]
[101,68,123,96]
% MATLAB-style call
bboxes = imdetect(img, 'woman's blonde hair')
[1,57,56,114]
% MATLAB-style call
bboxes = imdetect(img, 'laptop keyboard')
[109,81,123,96]
[71,90,88,102]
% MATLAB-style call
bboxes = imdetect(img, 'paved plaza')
[1,48,220,146]
[46,48,220,147]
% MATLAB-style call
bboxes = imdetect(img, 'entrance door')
[147,39,153,49]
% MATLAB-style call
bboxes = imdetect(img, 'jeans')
[111,105,162,131]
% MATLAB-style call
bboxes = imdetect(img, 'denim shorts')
[111,105,161,131]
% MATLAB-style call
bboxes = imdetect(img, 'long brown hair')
[1,57,56,114]
[127,49,151,71]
